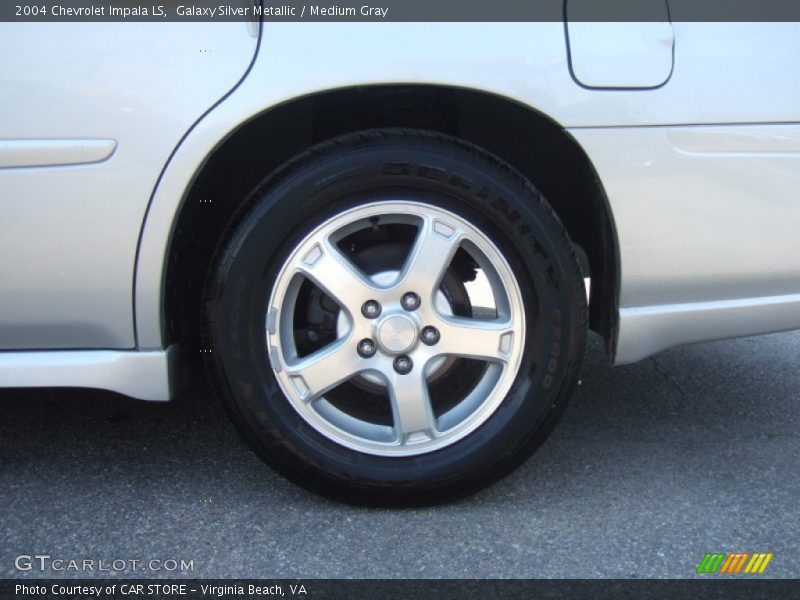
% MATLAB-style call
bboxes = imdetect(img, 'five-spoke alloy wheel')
[268,202,525,455]
[205,130,587,505]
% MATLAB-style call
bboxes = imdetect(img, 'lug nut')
[361,300,382,319]
[421,326,440,345]
[393,355,413,375]
[401,292,421,311]
[357,338,377,358]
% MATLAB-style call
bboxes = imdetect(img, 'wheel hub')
[377,313,417,354]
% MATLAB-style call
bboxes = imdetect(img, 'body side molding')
[668,124,800,155]
[0,139,117,168]
[0,347,173,401]
[617,294,800,363]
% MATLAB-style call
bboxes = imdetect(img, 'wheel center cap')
[377,314,417,354]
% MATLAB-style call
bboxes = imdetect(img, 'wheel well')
[165,85,619,363]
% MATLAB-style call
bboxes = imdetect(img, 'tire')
[204,129,587,505]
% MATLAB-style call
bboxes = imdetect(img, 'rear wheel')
[205,129,586,505]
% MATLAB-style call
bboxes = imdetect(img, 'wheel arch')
[136,84,619,373]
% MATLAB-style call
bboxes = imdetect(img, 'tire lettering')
[542,309,563,389]
[417,165,446,181]
[381,162,411,176]
[229,276,246,360]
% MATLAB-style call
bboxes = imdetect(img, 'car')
[2,12,799,505]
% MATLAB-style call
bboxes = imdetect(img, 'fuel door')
[566,0,674,89]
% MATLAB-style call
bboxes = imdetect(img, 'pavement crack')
[650,356,688,401]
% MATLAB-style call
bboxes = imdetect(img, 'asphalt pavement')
[2,331,798,579]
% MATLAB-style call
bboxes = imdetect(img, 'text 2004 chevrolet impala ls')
[1,15,799,503]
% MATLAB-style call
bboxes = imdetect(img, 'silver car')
[2,15,799,503]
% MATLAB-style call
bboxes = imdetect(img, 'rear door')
[0,22,258,349]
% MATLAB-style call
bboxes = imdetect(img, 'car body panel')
[0,22,258,349]
[2,19,800,398]
[571,124,800,362]
[136,22,800,354]
[572,124,800,308]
